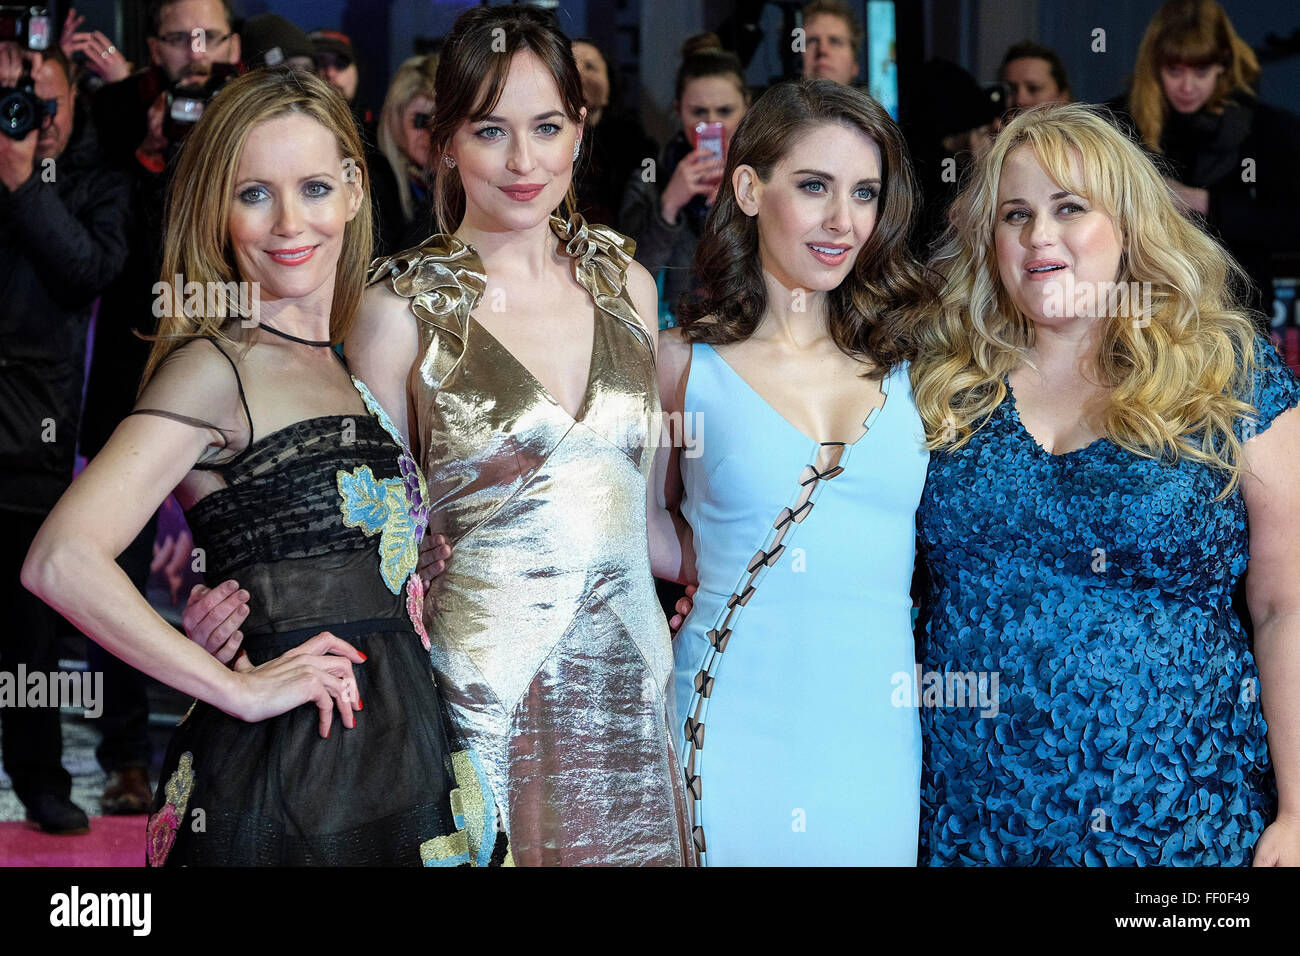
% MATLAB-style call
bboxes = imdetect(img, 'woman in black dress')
[22,68,508,866]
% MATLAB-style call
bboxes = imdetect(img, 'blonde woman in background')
[377,53,439,247]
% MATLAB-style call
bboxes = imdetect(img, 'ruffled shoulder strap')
[367,234,486,385]
[549,213,654,354]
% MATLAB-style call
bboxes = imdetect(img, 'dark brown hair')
[673,34,747,103]
[429,3,585,232]
[679,79,937,379]
[1000,40,1072,97]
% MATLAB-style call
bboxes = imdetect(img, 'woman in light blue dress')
[653,80,938,865]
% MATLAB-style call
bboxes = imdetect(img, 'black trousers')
[0,510,72,806]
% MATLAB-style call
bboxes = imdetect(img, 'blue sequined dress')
[916,337,1300,866]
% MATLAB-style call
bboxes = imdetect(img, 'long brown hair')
[430,3,585,233]
[679,79,937,378]
[1129,0,1260,152]
[141,67,372,389]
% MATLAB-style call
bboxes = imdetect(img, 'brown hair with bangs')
[678,79,937,380]
[429,3,586,233]
[1129,0,1261,152]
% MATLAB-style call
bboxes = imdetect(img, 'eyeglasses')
[156,30,234,50]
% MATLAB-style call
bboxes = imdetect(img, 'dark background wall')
[54,0,1300,139]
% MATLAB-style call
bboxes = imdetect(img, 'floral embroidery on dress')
[337,378,432,644]
[351,376,429,544]
[337,464,418,595]
[147,751,195,867]
[406,574,430,651]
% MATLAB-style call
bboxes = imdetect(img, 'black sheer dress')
[133,337,509,866]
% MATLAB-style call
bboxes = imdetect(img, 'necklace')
[257,320,332,347]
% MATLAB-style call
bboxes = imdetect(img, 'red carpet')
[0,816,145,867]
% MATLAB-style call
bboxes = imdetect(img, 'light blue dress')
[672,342,927,865]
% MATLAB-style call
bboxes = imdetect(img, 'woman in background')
[1122,0,1300,327]
[620,34,749,321]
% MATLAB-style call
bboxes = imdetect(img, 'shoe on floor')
[25,793,91,835]
[101,767,153,815]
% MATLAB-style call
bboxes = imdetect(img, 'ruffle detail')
[365,214,650,386]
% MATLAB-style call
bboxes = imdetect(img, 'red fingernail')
[357,651,368,662]
[357,695,364,711]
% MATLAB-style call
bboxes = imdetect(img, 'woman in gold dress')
[189,4,693,865]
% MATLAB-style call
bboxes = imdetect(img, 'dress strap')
[202,338,255,453]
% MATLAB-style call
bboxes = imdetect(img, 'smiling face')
[227,113,362,306]
[1159,61,1224,114]
[447,48,583,232]
[994,146,1123,328]
[1002,56,1066,110]
[736,121,882,294]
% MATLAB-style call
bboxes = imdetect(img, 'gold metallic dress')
[367,214,694,866]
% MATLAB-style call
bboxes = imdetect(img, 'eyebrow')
[791,168,882,185]
[998,190,1077,206]
[235,173,337,186]
[477,111,565,123]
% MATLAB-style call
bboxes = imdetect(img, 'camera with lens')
[1,61,56,139]
[0,4,53,50]
[162,62,239,142]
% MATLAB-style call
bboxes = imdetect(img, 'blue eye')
[1003,208,1028,223]
[1058,202,1084,215]
[799,179,827,193]
[854,185,878,201]
[538,122,561,135]
[475,126,505,140]
[239,186,267,204]
[304,181,333,198]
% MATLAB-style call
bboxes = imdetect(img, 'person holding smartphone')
[619,34,749,323]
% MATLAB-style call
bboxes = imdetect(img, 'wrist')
[659,194,682,226]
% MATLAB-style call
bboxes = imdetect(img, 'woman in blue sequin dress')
[909,104,1300,865]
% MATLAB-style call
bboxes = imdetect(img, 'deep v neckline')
[701,342,889,447]
[469,306,601,423]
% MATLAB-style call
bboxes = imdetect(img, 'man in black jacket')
[0,44,132,834]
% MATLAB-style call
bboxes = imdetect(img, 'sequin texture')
[916,337,1300,866]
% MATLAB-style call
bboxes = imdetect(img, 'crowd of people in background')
[2,0,1299,865]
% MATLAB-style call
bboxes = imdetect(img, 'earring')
[573,140,581,162]
[443,154,456,169]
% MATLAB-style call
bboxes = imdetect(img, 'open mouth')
[807,243,851,265]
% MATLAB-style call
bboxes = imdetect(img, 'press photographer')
[0,41,131,834]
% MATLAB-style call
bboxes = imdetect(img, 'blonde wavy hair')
[378,54,438,225]
[910,103,1260,496]
[141,68,372,388]
[1129,0,1260,153]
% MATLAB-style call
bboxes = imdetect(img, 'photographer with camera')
[0,42,131,834]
